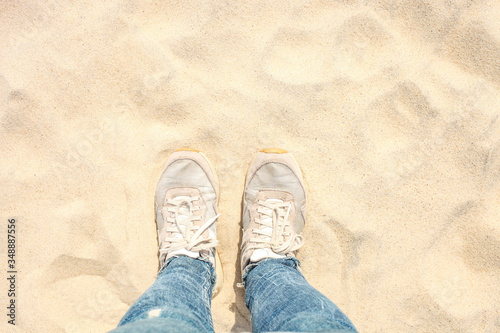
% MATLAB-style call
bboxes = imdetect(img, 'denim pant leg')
[109,256,215,333]
[243,258,358,333]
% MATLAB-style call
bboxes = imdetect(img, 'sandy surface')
[1,1,500,332]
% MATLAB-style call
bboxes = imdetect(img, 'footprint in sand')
[420,196,500,319]
[443,22,500,84]
[361,81,441,180]
[335,15,394,80]
[262,15,393,84]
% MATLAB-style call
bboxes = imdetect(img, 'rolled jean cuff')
[241,256,301,287]
[158,255,216,287]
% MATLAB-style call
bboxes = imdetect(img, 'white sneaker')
[241,148,306,277]
[155,148,223,297]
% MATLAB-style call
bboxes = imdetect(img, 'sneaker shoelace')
[160,195,219,255]
[250,198,304,254]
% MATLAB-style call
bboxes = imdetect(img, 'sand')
[1,1,499,332]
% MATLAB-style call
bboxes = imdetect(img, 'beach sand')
[1,1,499,332]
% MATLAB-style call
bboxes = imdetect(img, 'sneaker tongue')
[167,195,201,260]
[260,198,284,238]
[250,198,287,263]
[172,195,193,239]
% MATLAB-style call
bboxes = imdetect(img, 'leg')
[240,149,358,332]
[111,149,222,332]
[244,258,357,333]
[111,256,215,333]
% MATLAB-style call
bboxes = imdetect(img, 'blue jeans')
[110,256,357,333]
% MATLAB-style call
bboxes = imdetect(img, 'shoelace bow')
[159,196,219,254]
[250,199,304,254]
